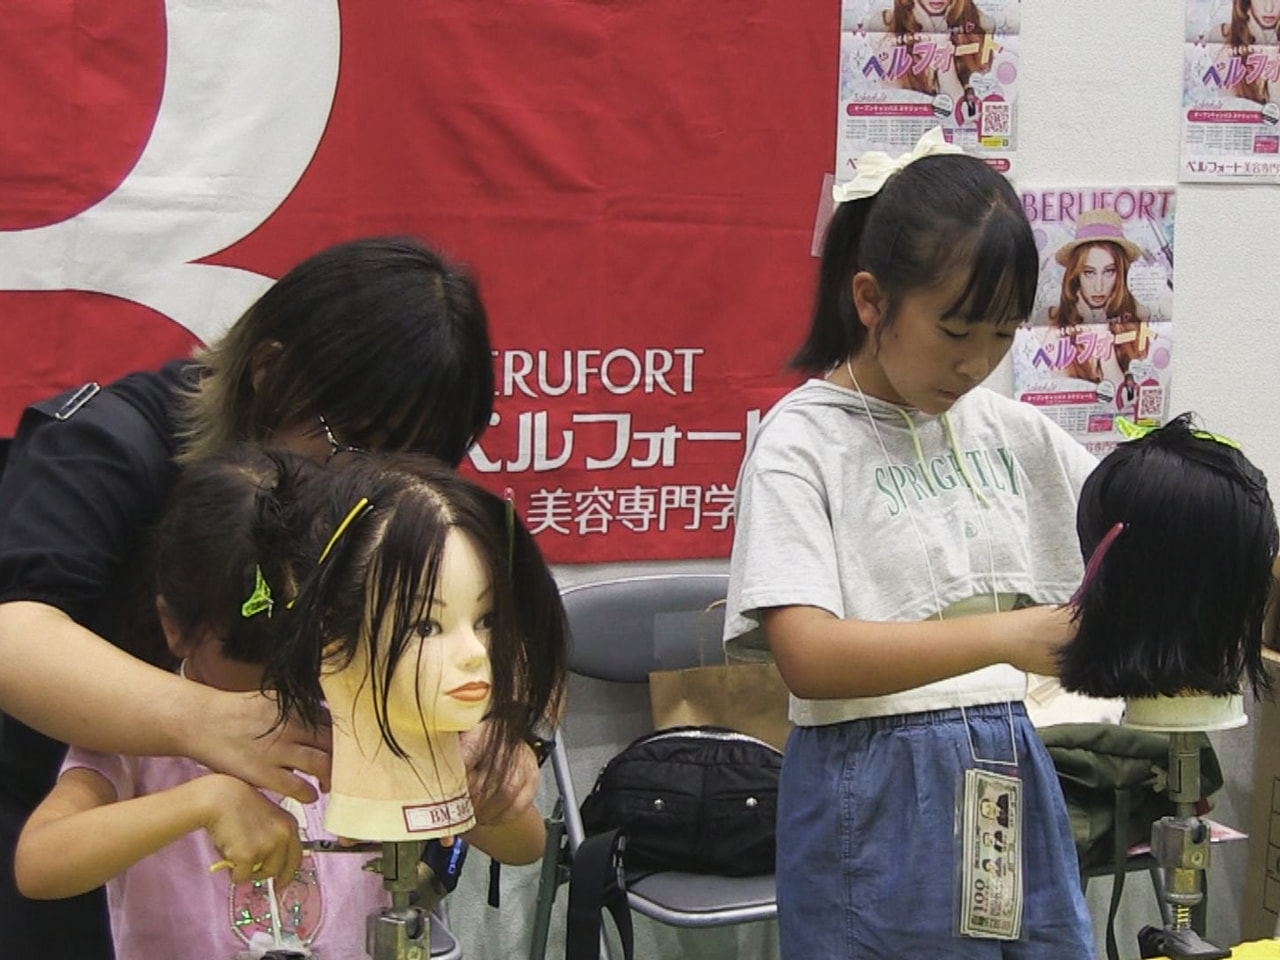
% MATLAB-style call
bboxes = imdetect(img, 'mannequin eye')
[475,611,495,633]
[414,619,442,639]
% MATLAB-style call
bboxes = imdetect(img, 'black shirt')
[0,360,195,810]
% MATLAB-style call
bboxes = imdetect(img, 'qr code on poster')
[980,101,1011,137]
[1137,385,1164,421]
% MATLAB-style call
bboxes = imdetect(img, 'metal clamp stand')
[366,840,432,960]
[1136,732,1229,960]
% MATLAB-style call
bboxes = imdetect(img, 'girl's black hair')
[152,445,317,666]
[263,453,567,790]
[793,153,1038,373]
[1063,414,1278,698]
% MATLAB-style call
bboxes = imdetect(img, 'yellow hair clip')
[504,488,516,576]
[286,497,375,611]
[319,497,374,564]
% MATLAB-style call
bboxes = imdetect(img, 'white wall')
[448,3,1279,957]
[1014,3,1279,953]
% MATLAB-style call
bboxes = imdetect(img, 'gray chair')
[429,903,464,959]
[527,574,777,960]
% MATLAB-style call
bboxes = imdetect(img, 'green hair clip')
[240,565,274,619]
[1114,416,1241,451]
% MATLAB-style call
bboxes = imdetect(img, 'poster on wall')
[1012,187,1176,458]
[1182,0,1280,183]
[0,2,837,564]
[837,0,1021,179]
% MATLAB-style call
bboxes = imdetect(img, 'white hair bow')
[831,127,964,204]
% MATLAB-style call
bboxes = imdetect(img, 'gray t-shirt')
[725,380,1098,725]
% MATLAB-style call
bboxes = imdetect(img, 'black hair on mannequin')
[1061,413,1277,698]
[261,452,567,793]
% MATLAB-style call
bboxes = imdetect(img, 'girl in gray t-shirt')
[727,128,1095,959]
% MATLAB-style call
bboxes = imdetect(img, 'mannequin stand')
[1125,696,1245,960]
[365,841,433,960]
[299,838,452,960]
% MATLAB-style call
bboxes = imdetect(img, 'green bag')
[1038,723,1224,960]
[1040,723,1223,870]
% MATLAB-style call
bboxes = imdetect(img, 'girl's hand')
[184,688,332,804]
[199,774,302,887]
[1005,605,1077,677]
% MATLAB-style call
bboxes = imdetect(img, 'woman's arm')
[15,768,302,898]
[0,601,330,802]
[764,603,1074,700]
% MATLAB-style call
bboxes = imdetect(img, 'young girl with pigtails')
[725,128,1098,957]
[15,445,567,959]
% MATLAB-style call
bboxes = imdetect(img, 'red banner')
[0,1,837,562]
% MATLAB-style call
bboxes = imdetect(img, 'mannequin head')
[264,453,567,838]
[1062,415,1277,698]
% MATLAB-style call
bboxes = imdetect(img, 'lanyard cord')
[843,360,1018,768]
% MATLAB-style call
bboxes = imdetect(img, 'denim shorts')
[776,702,1095,959]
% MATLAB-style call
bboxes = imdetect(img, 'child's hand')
[1006,605,1077,677]
[198,774,302,887]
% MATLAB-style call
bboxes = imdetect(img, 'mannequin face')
[383,528,493,735]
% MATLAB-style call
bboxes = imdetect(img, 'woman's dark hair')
[263,453,567,788]
[1063,414,1278,698]
[179,236,494,468]
[153,445,317,666]
[793,154,1037,373]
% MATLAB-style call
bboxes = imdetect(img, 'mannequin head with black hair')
[1061,414,1277,699]
[263,453,568,841]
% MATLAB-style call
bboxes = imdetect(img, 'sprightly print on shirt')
[873,446,1022,518]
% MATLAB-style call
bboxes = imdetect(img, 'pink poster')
[1182,0,1280,182]
[837,0,1021,178]
[1012,187,1176,457]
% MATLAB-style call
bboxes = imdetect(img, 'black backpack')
[578,725,781,879]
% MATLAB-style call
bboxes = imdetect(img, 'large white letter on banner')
[0,1,341,344]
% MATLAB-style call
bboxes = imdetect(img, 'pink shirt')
[62,748,387,960]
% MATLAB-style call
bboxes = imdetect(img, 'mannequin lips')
[445,681,491,702]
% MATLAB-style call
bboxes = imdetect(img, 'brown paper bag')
[648,600,793,751]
